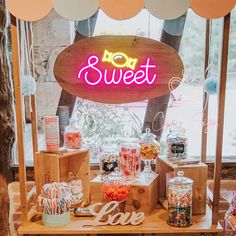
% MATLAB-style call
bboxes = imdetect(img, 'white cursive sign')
[81,201,145,226]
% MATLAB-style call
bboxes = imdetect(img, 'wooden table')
[18,205,222,235]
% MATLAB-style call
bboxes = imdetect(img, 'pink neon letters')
[77,55,158,86]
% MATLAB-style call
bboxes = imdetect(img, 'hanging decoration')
[144,0,190,20]
[54,35,184,104]
[19,20,37,96]
[7,0,235,22]
[52,0,99,21]
[22,75,37,96]
[203,77,218,95]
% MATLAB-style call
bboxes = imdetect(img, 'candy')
[64,131,82,150]
[102,182,130,203]
[166,128,187,160]
[100,153,119,179]
[167,185,193,227]
[140,143,160,160]
[120,147,141,181]
[38,182,74,215]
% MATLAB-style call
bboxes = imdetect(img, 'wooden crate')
[35,149,90,206]
[90,174,159,215]
[157,157,208,215]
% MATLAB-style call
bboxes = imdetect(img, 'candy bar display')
[64,118,82,150]
[100,143,119,180]
[167,171,193,227]
[166,126,187,160]
[119,138,141,182]
[38,182,74,227]
[140,128,160,178]
[102,170,130,203]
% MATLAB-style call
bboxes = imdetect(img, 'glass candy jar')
[102,170,130,203]
[167,171,193,227]
[140,128,160,178]
[64,119,82,150]
[166,127,187,160]
[100,143,119,180]
[119,138,141,182]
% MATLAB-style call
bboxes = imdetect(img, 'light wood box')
[90,174,159,215]
[35,149,90,206]
[157,156,208,215]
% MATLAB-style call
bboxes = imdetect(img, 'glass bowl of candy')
[140,128,160,179]
[102,170,130,204]
[167,171,193,227]
[64,118,82,151]
[119,138,141,182]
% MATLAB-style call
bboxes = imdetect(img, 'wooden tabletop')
[18,205,222,235]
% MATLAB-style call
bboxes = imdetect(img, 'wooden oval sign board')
[54,36,184,104]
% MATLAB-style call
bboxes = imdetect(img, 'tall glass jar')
[140,128,160,178]
[64,119,82,151]
[166,127,187,160]
[167,171,193,227]
[100,143,119,180]
[119,138,141,182]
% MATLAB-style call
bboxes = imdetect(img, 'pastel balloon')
[53,0,99,21]
[190,0,235,19]
[6,0,52,21]
[99,0,144,20]
[145,0,190,20]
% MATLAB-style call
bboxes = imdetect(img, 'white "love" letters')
[83,201,145,226]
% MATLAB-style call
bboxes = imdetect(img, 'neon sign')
[102,50,138,70]
[77,50,158,86]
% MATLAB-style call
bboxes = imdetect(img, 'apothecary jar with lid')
[167,171,193,227]
[119,138,141,182]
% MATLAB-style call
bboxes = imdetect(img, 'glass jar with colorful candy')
[166,125,187,160]
[64,118,82,150]
[102,170,130,203]
[167,171,193,227]
[119,138,141,182]
[140,128,160,178]
[100,142,119,180]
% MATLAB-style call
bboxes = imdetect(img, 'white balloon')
[145,0,190,20]
[53,0,99,21]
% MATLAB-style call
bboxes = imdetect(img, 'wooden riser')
[157,157,208,215]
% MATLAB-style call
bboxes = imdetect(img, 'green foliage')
[76,99,142,158]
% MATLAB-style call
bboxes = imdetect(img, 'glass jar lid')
[65,118,81,132]
[168,171,193,185]
[101,143,118,152]
[141,128,156,142]
[104,169,127,184]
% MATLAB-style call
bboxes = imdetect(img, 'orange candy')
[102,183,130,202]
